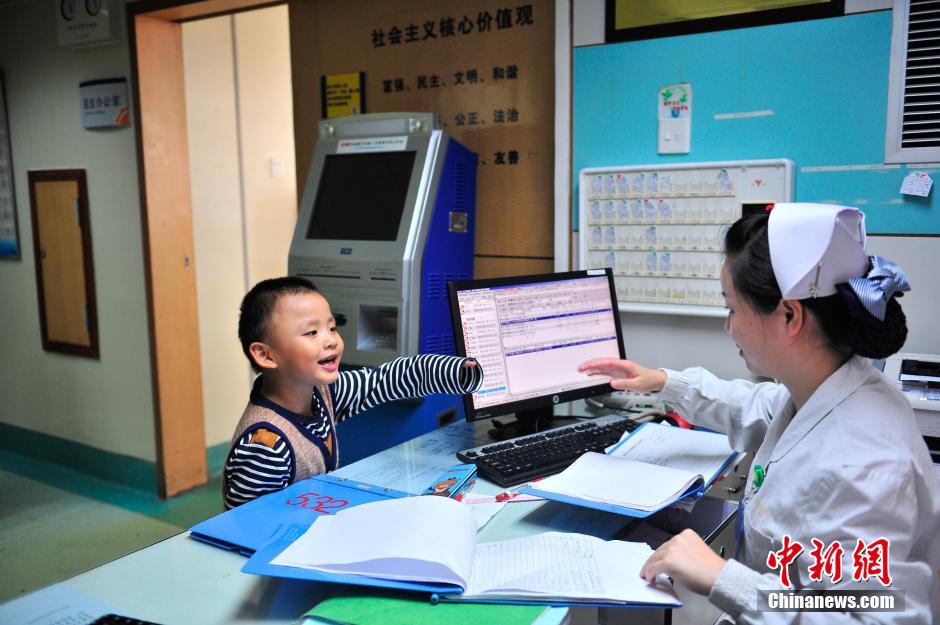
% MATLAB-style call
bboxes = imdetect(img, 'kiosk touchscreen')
[289,112,476,366]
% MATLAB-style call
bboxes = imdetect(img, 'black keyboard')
[456,415,638,487]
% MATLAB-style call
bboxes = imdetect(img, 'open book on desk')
[521,423,736,518]
[242,495,680,608]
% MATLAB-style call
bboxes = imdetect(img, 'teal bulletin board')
[573,12,940,235]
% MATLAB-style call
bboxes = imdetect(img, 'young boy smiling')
[223,277,482,509]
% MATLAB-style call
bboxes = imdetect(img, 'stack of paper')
[532,454,705,512]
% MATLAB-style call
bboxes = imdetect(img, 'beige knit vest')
[222,386,336,497]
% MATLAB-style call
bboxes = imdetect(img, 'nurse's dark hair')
[238,276,320,373]
[723,213,907,360]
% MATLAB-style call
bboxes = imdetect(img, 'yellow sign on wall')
[321,72,365,118]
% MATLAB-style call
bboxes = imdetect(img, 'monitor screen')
[448,269,626,421]
[306,151,417,241]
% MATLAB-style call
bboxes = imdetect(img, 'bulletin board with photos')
[0,72,19,260]
[579,159,794,317]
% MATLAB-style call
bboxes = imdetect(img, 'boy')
[223,276,482,509]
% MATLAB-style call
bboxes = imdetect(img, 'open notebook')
[522,423,736,517]
[243,495,680,608]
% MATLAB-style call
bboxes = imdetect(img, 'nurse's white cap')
[767,203,869,300]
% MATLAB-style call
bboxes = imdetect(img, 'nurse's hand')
[577,358,667,393]
[640,529,727,596]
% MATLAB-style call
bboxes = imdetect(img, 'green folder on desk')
[302,587,546,625]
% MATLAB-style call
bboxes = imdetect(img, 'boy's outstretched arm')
[331,355,483,421]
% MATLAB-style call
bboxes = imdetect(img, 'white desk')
[1,418,736,625]
[0,420,607,624]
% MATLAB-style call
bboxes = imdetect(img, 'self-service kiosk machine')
[288,112,477,462]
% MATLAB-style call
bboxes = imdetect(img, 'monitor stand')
[487,406,556,441]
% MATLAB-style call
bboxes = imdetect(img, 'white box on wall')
[56,0,121,48]
[578,159,794,317]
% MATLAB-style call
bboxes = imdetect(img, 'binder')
[189,474,410,555]
[520,423,737,518]
[240,499,681,609]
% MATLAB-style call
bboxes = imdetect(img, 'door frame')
[126,0,280,497]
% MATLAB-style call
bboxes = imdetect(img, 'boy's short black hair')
[238,276,320,373]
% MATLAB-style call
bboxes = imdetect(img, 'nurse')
[580,204,940,623]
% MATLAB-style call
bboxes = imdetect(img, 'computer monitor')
[447,268,626,440]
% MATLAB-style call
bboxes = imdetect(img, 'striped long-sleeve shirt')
[223,354,482,509]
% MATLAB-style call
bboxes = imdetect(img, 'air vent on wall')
[453,163,467,210]
[886,0,940,162]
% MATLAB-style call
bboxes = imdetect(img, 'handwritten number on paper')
[285,492,350,514]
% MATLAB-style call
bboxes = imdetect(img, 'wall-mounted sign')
[321,72,365,118]
[606,0,843,43]
[658,82,691,154]
[80,78,129,129]
[336,136,407,153]
[57,0,114,47]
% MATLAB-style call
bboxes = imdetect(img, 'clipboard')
[189,474,410,555]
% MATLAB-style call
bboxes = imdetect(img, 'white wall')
[184,6,296,447]
[0,0,157,460]
[184,15,249,447]
[235,7,297,287]
[867,236,940,357]
[572,0,604,48]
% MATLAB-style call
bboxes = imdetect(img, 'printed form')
[464,532,673,605]
[609,423,733,478]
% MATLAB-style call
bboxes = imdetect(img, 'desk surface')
[3,418,621,624]
[2,416,735,625]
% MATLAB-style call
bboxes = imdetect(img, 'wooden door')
[28,170,99,358]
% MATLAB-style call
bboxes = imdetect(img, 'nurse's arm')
[658,366,785,453]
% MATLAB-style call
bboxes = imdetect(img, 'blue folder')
[189,474,410,556]
[520,423,737,519]
[241,521,682,609]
